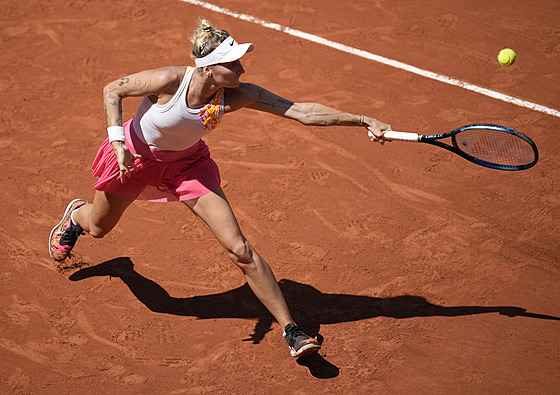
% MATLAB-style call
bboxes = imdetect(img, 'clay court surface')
[1,0,559,393]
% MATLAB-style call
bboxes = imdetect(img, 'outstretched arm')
[226,83,392,142]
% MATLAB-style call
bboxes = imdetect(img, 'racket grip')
[383,131,420,141]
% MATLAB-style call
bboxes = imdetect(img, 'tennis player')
[49,19,391,358]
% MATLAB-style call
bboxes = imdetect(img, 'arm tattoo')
[290,103,347,126]
[254,88,293,110]
[103,89,123,124]
[248,85,349,126]
[118,75,151,95]
[104,72,154,124]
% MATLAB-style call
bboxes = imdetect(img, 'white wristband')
[107,126,126,142]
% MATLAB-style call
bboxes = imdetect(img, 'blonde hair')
[190,19,230,62]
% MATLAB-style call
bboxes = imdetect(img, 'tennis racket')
[372,123,539,171]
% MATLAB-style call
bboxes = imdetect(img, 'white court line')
[181,0,560,119]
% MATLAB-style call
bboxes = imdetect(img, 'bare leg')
[183,188,295,329]
[74,190,135,238]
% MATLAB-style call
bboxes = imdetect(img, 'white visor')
[195,36,254,68]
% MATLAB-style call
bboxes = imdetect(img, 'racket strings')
[454,129,536,166]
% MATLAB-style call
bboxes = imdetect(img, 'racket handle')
[383,131,420,141]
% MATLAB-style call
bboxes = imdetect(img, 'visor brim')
[217,43,254,64]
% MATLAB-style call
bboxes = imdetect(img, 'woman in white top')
[49,19,391,358]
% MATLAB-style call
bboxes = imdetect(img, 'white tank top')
[132,67,225,151]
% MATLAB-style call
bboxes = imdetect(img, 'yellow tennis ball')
[498,48,516,66]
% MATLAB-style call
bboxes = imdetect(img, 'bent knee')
[227,240,254,265]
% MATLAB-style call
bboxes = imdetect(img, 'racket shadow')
[69,257,559,356]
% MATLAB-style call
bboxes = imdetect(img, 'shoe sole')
[49,199,87,260]
[290,342,321,358]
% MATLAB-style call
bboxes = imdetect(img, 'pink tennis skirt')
[92,119,221,202]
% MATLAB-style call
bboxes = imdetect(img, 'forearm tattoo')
[103,91,122,124]
[293,104,349,126]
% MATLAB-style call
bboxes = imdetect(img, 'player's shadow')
[69,257,559,379]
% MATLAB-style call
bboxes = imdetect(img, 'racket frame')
[384,123,539,171]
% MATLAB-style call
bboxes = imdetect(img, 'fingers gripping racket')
[374,123,539,171]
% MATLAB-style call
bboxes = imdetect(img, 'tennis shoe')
[49,199,87,261]
[283,323,321,358]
